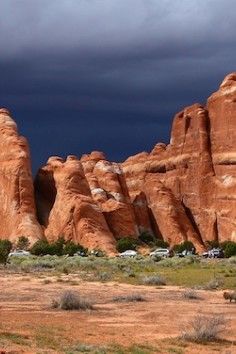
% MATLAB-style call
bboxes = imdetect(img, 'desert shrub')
[116,237,137,252]
[182,289,202,300]
[228,256,236,264]
[154,239,169,248]
[205,240,219,250]
[182,314,227,343]
[158,256,198,267]
[202,277,224,290]
[63,241,87,256]
[52,290,93,311]
[16,236,30,250]
[141,275,166,286]
[138,231,154,245]
[173,241,195,253]
[0,239,12,264]
[112,294,145,302]
[223,242,236,258]
[30,240,51,256]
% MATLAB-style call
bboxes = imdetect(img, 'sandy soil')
[0,271,235,353]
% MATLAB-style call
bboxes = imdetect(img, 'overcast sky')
[0,0,235,172]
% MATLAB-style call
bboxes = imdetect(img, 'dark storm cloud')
[0,0,236,171]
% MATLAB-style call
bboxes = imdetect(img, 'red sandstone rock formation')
[122,73,236,247]
[35,155,117,254]
[0,108,43,243]
[1,73,235,252]
[81,152,138,239]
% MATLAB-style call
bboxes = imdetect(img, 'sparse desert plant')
[0,239,12,264]
[182,314,227,343]
[182,289,202,300]
[52,290,93,311]
[141,275,166,286]
[202,277,224,290]
[16,236,30,250]
[112,293,146,302]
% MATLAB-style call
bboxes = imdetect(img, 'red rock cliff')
[1,73,235,252]
[0,109,43,243]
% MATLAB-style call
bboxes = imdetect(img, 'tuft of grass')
[140,275,166,286]
[201,277,224,290]
[181,314,227,343]
[112,294,146,302]
[182,289,202,300]
[52,290,93,311]
[0,332,29,345]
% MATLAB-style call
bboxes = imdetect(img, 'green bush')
[30,240,50,256]
[205,240,219,250]
[154,239,169,248]
[16,236,30,250]
[138,231,154,244]
[173,241,195,253]
[223,242,236,258]
[30,238,87,257]
[63,242,87,256]
[0,239,12,264]
[116,237,137,253]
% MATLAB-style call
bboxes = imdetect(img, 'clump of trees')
[0,240,12,264]
[30,237,87,256]
[116,237,138,253]
[173,241,195,254]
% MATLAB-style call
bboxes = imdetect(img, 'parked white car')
[119,250,137,258]
[149,248,170,258]
[8,250,31,257]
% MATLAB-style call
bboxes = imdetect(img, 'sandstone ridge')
[0,73,235,253]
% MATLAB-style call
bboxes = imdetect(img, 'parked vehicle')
[119,250,137,258]
[176,249,195,257]
[8,250,31,257]
[149,248,171,258]
[74,250,87,257]
[202,248,224,258]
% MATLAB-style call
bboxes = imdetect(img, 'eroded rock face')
[81,152,138,239]
[35,155,117,254]
[0,109,43,243]
[122,73,236,247]
[1,73,235,252]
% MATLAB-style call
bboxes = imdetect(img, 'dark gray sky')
[0,0,235,172]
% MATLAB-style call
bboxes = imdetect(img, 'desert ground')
[0,259,236,354]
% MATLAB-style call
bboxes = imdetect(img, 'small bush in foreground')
[52,290,93,311]
[182,314,227,343]
[182,289,202,300]
[116,237,137,252]
[141,275,166,286]
[112,294,146,302]
[0,239,12,264]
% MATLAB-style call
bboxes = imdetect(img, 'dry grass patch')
[181,314,228,343]
[52,290,93,311]
[112,293,146,302]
